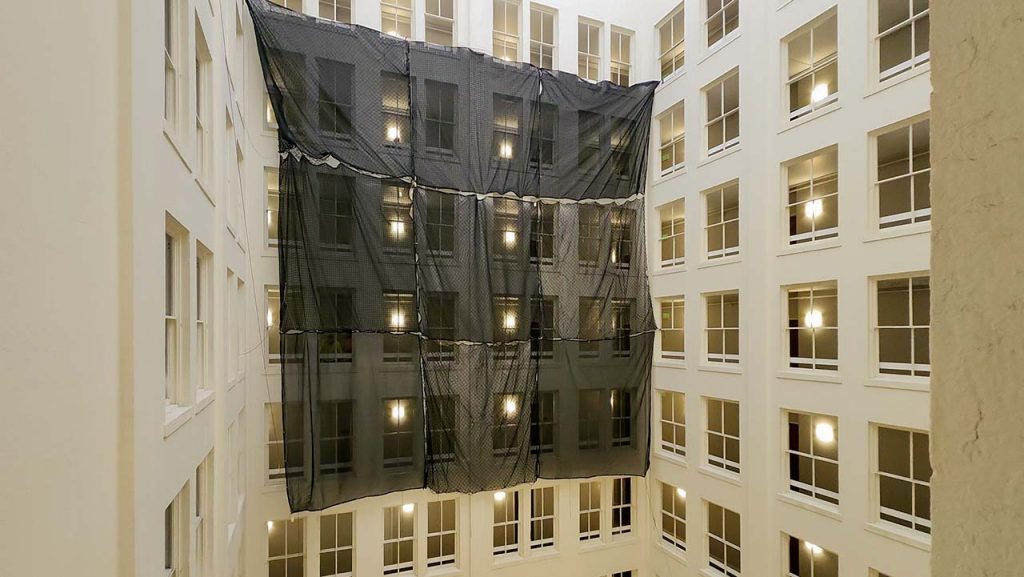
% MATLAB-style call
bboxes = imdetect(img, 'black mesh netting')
[249,0,659,512]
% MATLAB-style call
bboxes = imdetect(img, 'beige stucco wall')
[931,1,1024,576]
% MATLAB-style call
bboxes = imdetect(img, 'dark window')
[427,395,457,463]
[611,207,633,269]
[611,389,632,447]
[530,392,556,453]
[612,299,632,356]
[319,400,353,473]
[424,292,456,359]
[578,111,601,170]
[317,58,353,135]
[529,102,557,167]
[530,203,555,264]
[578,390,601,449]
[424,193,456,254]
[579,297,602,357]
[425,80,457,151]
[318,173,354,248]
[530,297,556,358]
[318,288,353,361]
[578,205,602,266]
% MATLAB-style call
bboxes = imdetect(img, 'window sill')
[776,492,842,522]
[654,359,688,370]
[865,376,930,393]
[701,31,742,65]
[698,464,742,487]
[654,165,688,186]
[651,264,687,276]
[425,565,463,577]
[864,222,931,244]
[163,403,192,438]
[654,450,688,468]
[776,369,841,385]
[777,237,841,257]
[658,541,689,565]
[698,363,742,375]
[656,67,688,92]
[697,255,741,270]
[865,521,931,552]
[195,388,216,414]
[778,102,841,135]
[866,62,931,99]
[697,144,742,169]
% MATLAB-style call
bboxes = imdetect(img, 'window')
[661,483,687,551]
[658,201,686,269]
[383,292,415,362]
[612,300,632,357]
[530,487,556,549]
[267,403,303,481]
[529,103,557,168]
[610,117,633,178]
[611,207,633,268]
[164,0,182,127]
[427,395,457,463]
[530,203,555,264]
[320,512,354,577]
[705,72,740,156]
[196,244,212,391]
[270,0,301,8]
[786,12,838,121]
[383,399,415,469]
[318,288,354,361]
[427,499,457,567]
[493,95,522,161]
[578,205,602,266]
[494,201,521,261]
[660,298,685,360]
[578,110,602,171]
[317,59,354,136]
[318,173,354,249]
[165,228,184,404]
[531,392,556,453]
[424,191,456,253]
[266,168,281,245]
[660,391,686,456]
[876,425,931,534]
[876,118,930,228]
[579,480,601,541]
[877,0,929,81]
[659,5,685,78]
[425,0,455,45]
[611,477,632,535]
[493,393,522,455]
[705,182,739,259]
[610,29,632,86]
[268,518,304,577]
[165,485,188,577]
[578,20,601,81]
[876,275,931,377]
[706,502,741,577]
[706,0,739,48]
[611,389,633,446]
[493,0,520,60]
[786,284,839,371]
[786,535,839,577]
[530,5,556,68]
[424,292,456,359]
[787,411,839,506]
[659,103,686,174]
[786,148,839,245]
[706,398,740,474]
[578,390,601,449]
[194,455,212,577]
[381,0,412,38]
[705,292,740,364]
[382,72,411,145]
[320,401,354,474]
[267,287,282,360]
[195,23,212,181]
[493,491,520,555]
[383,505,415,574]
[319,0,351,22]
[530,296,556,359]
[382,185,413,251]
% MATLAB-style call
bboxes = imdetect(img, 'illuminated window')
[383,292,415,362]
[383,399,415,469]
[318,0,351,22]
[876,275,931,377]
[493,491,520,555]
[611,477,632,535]
[494,199,521,260]
[530,487,556,549]
[704,71,740,156]
[493,0,520,60]
[578,20,602,81]
[706,502,741,577]
[579,480,601,541]
[660,391,686,456]
[382,184,413,252]
[493,94,521,161]
[382,72,411,145]
[425,0,455,45]
[786,147,839,245]
[383,505,415,574]
[661,483,687,551]
[381,0,412,38]
[267,518,304,577]
[427,499,457,567]
[787,411,839,505]
[610,29,632,86]
[786,535,838,577]
[786,12,839,121]
[530,5,556,68]
[611,207,634,268]
[786,284,839,371]
[320,512,354,577]
[706,398,740,474]
[659,4,685,78]
[493,393,522,455]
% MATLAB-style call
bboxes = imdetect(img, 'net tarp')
[249,0,658,512]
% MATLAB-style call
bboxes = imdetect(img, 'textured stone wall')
[931,2,1024,575]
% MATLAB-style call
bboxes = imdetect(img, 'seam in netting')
[280,328,658,347]
[280,147,646,205]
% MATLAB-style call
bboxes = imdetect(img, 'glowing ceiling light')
[402,503,415,514]
[267,521,274,531]
[390,220,406,237]
[494,491,507,502]
[805,542,823,555]
[804,198,824,219]
[266,309,274,328]
[391,402,406,423]
[386,124,402,143]
[804,309,823,329]
[499,142,514,159]
[267,209,273,227]
[815,422,835,444]
[504,397,518,417]
[676,487,686,499]
[391,311,406,329]
[503,313,517,330]
[611,249,618,263]
[503,230,517,247]
[811,83,829,103]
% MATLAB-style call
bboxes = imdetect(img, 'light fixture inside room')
[267,520,274,531]
[266,309,274,328]
[386,124,402,143]
[804,198,824,219]
[389,220,406,237]
[815,422,835,444]
[503,313,517,330]
[805,541,823,555]
[402,503,415,514]
[267,209,273,227]
[499,141,514,159]
[494,491,507,502]
[676,487,686,499]
[390,402,406,423]
[611,249,618,263]
[811,83,829,103]
[503,397,517,417]
[503,229,517,247]
[804,309,823,328]
[391,311,405,329]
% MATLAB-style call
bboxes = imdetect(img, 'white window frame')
[165,222,189,407]
[195,243,212,392]
[493,0,520,61]
[704,71,740,157]
[426,499,457,568]
[704,182,740,261]
[658,103,686,175]
[194,455,213,577]
[661,482,687,552]
[706,501,741,577]
[266,167,280,247]
[610,27,633,86]
[578,19,602,82]
[873,116,931,229]
[165,484,188,577]
[785,534,839,577]
[383,504,415,575]
[579,480,602,542]
[492,490,521,556]
[164,0,183,132]
[529,4,556,69]
[874,0,930,82]
[266,286,282,362]
[267,518,304,577]
[659,298,685,360]
[319,0,351,23]
[611,477,632,536]
[704,291,740,364]
[529,486,556,550]
[425,0,455,46]
[873,273,931,378]
[873,424,932,535]
[785,411,840,506]
[659,390,686,457]
[658,4,685,80]
[785,283,839,371]
[265,402,286,482]
[784,11,839,121]
[381,0,413,39]
[784,146,839,245]
[706,397,740,474]
[194,18,212,184]
[320,511,355,577]
[658,199,686,267]
[705,0,739,50]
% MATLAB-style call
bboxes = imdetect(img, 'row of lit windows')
[265,480,637,576]
[657,274,930,377]
[265,391,633,479]
[654,0,929,86]
[656,392,932,542]
[657,115,930,263]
